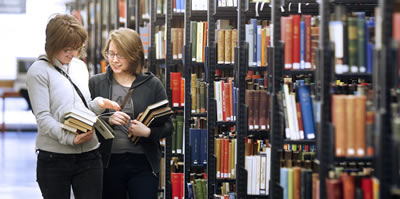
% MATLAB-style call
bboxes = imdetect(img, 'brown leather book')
[217,29,225,64]
[293,167,301,199]
[345,95,356,156]
[354,96,366,157]
[172,28,178,59]
[340,173,355,199]
[224,29,232,64]
[231,29,237,63]
[332,95,347,157]
[259,90,268,130]
[326,178,343,199]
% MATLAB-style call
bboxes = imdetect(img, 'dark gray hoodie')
[89,66,173,174]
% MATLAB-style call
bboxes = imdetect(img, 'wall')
[0,0,69,80]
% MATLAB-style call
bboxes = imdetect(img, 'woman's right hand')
[73,129,94,145]
[109,111,131,126]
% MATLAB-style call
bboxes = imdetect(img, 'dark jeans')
[103,153,159,199]
[36,149,103,199]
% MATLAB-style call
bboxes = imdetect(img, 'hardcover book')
[130,99,173,144]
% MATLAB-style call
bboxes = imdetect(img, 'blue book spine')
[181,0,185,12]
[298,80,315,139]
[200,129,208,165]
[366,43,374,73]
[257,25,262,66]
[189,129,201,166]
[280,168,289,199]
[300,21,305,69]
[250,18,258,66]
[187,183,194,199]
[366,19,375,73]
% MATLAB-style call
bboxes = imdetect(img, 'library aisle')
[0,97,40,198]
[0,132,41,199]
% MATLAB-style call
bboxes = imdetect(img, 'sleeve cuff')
[66,133,76,146]
[89,97,106,115]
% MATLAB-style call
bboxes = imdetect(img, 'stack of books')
[129,99,173,144]
[60,108,114,139]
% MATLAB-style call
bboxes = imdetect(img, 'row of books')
[280,167,315,199]
[189,128,208,166]
[217,28,238,65]
[215,137,237,179]
[172,28,184,60]
[191,73,207,114]
[245,73,269,130]
[172,115,184,154]
[187,178,207,199]
[332,94,374,157]
[325,169,378,199]
[217,0,237,7]
[281,78,316,140]
[245,150,271,196]
[283,143,316,153]
[214,79,237,122]
[215,182,236,199]
[170,72,185,108]
[329,12,375,74]
[191,21,208,63]
[280,150,316,170]
[171,172,184,199]
[281,15,319,70]
[245,19,271,67]
[154,25,166,60]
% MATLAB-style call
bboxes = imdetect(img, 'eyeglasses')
[105,52,125,60]
[63,45,85,54]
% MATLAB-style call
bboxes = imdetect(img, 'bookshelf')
[73,0,400,198]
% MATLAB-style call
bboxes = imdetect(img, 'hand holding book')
[128,99,173,144]
[128,120,151,138]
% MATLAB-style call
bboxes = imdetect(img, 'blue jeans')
[103,153,159,199]
[36,149,103,199]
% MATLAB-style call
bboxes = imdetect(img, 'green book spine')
[176,115,184,154]
[195,179,203,199]
[288,168,294,199]
[202,179,207,199]
[357,13,366,72]
[191,21,197,61]
[172,117,177,154]
[348,16,358,72]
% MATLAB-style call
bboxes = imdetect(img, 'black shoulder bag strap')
[39,58,89,108]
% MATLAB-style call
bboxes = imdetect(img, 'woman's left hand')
[98,98,121,111]
[128,120,151,138]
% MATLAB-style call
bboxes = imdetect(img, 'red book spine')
[292,15,301,69]
[361,178,373,199]
[180,78,185,107]
[283,16,293,70]
[223,138,229,178]
[171,172,180,199]
[224,82,231,121]
[304,15,312,69]
[221,81,226,121]
[170,72,181,107]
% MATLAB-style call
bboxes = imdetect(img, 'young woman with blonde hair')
[89,28,173,199]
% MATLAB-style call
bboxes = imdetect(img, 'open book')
[60,107,114,139]
[129,99,173,144]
